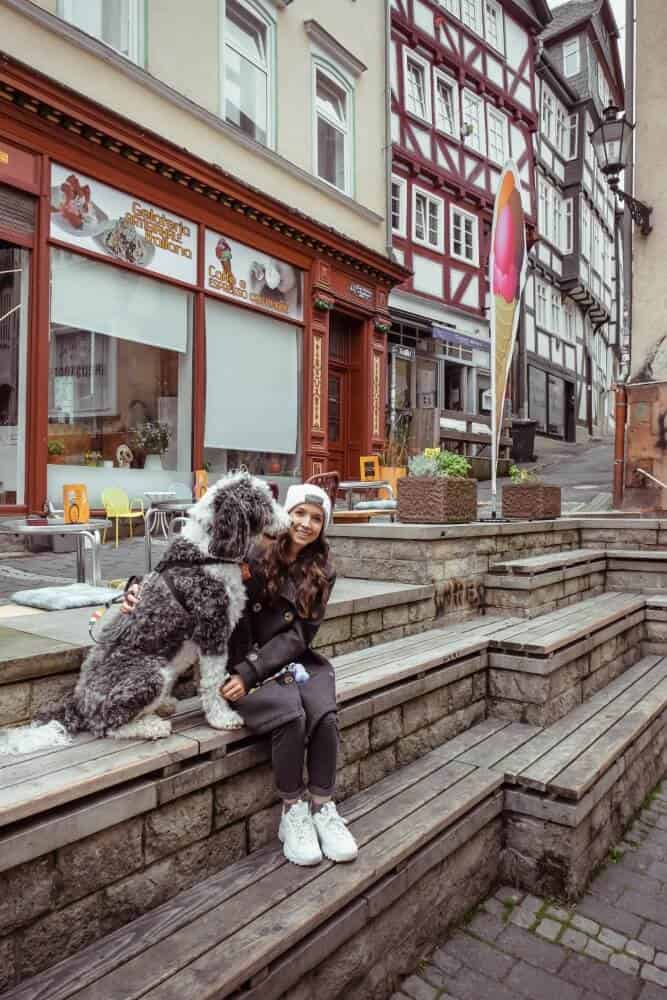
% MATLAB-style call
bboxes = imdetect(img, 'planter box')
[398,476,478,524]
[502,483,562,520]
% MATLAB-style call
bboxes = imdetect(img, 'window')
[462,90,485,155]
[391,175,407,237]
[461,0,483,34]
[484,1,504,52]
[58,0,144,64]
[450,206,479,265]
[552,190,563,250]
[567,113,578,160]
[538,177,550,240]
[413,188,444,252]
[0,242,29,505]
[541,86,554,141]
[581,198,591,259]
[564,301,576,342]
[404,51,431,121]
[551,290,562,336]
[563,37,580,77]
[563,198,573,253]
[438,0,461,14]
[597,62,611,108]
[223,0,273,146]
[487,107,508,164]
[434,70,459,138]
[536,281,548,328]
[555,106,567,155]
[314,66,352,193]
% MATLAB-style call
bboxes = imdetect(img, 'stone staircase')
[2,531,667,998]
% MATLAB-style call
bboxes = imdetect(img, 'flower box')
[398,476,478,524]
[502,483,562,520]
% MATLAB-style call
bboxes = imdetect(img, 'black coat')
[228,552,337,736]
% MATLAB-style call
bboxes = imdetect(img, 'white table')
[0,518,111,586]
[143,491,177,541]
[144,499,194,571]
[338,480,394,510]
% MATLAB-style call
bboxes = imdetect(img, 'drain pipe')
[384,0,393,259]
[613,383,627,508]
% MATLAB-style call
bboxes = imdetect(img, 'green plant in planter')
[409,448,471,478]
[509,464,540,484]
[47,440,65,456]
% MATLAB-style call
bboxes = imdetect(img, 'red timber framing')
[390,0,543,316]
[0,55,407,513]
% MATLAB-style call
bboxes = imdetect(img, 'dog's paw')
[206,703,244,730]
[156,697,178,719]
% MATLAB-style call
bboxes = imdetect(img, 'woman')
[124,483,357,868]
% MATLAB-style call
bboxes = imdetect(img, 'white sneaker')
[313,801,359,862]
[278,800,323,866]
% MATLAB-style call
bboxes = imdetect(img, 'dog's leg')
[109,715,172,740]
[199,653,244,730]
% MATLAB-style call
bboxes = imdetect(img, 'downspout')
[613,382,627,508]
[384,0,393,259]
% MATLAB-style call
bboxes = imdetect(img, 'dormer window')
[563,37,580,77]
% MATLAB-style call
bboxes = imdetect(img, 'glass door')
[0,241,29,505]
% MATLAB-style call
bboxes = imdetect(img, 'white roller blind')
[51,248,189,353]
[205,298,299,454]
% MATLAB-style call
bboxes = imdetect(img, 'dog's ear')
[209,481,251,559]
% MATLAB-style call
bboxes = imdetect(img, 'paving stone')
[495,885,524,905]
[504,960,583,1000]
[496,924,567,975]
[466,910,505,942]
[421,964,448,990]
[577,895,643,938]
[483,898,506,918]
[536,918,562,943]
[441,932,514,981]
[641,964,667,988]
[560,952,641,1000]
[561,928,588,952]
[401,975,439,1000]
[654,952,667,970]
[618,891,667,927]
[598,927,628,951]
[640,922,667,952]
[444,966,518,1000]
[639,984,667,1000]
[585,939,613,962]
[627,939,656,963]
[430,948,462,977]
[609,953,640,975]
[547,905,571,922]
[571,914,600,937]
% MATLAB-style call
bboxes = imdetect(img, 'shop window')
[486,107,508,165]
[58,0,144,65]
[450,206,478,265]
[434,70,459,138]
[563,37,580,78]
[222,0,273,147]
[413,187,444,253]
[0,242,29,506]
[314,65,352,194]
[462,90,485,155]
[48,249,193,504]
[391,175,407,237]
[404,51,431,122]
[204,298,302,481]
[484,1,504,53]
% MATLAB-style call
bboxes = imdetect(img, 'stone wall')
[484,564,605,619]
[0,650,486,990]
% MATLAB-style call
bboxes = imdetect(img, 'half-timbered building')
[388,0,550,447]
[522,0,624,442]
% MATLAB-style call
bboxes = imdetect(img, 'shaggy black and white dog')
[48,471,290,741]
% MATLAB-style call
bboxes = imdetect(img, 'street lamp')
[589,104,653,236]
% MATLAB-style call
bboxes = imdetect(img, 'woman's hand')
[221,676,246,702]
[121,582,141,614]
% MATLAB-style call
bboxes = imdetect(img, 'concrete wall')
[2,0,388,254]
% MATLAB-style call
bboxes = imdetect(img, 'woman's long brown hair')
[260,531,332,619]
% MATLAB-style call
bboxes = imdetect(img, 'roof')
[543,1,601,40]
[541,0,624,101]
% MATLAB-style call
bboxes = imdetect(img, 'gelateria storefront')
[44,164,304,509]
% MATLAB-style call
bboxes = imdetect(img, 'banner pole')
[491,353,498,520]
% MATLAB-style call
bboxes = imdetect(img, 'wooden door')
[328,312,362,479]
[327,368,348,476]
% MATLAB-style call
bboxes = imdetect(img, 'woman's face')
[288,502,325,551]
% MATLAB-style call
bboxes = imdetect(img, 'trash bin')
[511,418,538,463]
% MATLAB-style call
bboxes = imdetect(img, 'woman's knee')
[272,713,307,746]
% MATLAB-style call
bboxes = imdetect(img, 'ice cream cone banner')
[490,162,528,461]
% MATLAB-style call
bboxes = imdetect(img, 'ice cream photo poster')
[490,162,528,501]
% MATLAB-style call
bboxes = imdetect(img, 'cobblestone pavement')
[393,785,667,999]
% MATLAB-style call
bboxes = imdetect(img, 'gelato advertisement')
[205,229,303,321]
[50,164,197,285]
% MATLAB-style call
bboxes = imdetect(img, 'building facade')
[388,0,550,450]
[0,0,405,513]
[522,0,623,442]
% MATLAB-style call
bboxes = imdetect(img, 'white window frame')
[563,197,573,253]
[450,205,479,266]
[484,0,504,53]
[563,37,580,77]
[220,0,275,148]
[412,186,444,253]
[581,197,591,260]
[564,301,576,343]
[541,85,554,143]
[58,0,145,64]
[438,0,461,15]
[312,61,354,196]
[538,176,550,241]
[462,89,486,156]
[551,289,562,337]
[536,281,548,329]
[552,189,563,250]
[403,49,432,123]
[461,0,483,35]
[486,106,509,165]
[434,69,460,139]
[391,174,408,238]
[567,113,579,160]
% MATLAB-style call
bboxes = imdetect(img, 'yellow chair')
[101,487,145,548]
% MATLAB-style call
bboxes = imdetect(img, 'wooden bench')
[484,548,607,618]
[2,730,504,1000]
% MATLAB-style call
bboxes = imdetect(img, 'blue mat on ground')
[10,583,122,611]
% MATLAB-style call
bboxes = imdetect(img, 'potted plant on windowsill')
[398,448,478,524]
[502,465,562,520]
[131,420,171,471]
[47,440,66,465]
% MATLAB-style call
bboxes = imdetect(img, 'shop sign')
[50,163,197,285]
[433,325,490,354]
[205,229,303,321]
[349,283,373,302]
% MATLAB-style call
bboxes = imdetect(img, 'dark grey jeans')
[271,711,339,799]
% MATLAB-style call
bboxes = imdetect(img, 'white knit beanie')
[284,483,332,527]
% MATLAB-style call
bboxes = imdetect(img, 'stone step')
[0,578,436,727]
[485,548,607,619]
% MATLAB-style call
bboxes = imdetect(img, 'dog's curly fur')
[43,471,290,741]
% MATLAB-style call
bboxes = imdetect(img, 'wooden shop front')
[0,58,405,513]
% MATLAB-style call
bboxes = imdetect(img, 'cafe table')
[0,517,111,586]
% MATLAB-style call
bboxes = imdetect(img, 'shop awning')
[432,325,490,353]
